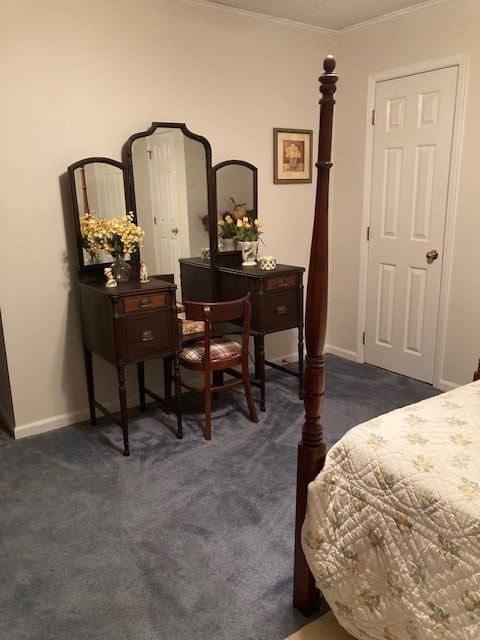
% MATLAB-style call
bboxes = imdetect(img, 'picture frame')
[273,128,313,184]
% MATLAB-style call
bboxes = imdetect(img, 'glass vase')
[111,253,132,282]
[220,237,237,252]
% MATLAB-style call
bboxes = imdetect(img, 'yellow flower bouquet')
[234,216,263,242]
[80,212,144,262]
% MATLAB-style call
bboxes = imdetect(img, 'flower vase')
[220,237,237,252]
[111,253,132,282]
[238,241,259,266]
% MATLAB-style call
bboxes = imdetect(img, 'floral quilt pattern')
[302,381,480,640]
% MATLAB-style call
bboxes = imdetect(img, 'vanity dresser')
[67,122,305,453]
[76,275,181,456]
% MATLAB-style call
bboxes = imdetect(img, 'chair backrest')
[183,293,252,346]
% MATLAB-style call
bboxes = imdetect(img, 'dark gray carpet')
[0,355,440,640]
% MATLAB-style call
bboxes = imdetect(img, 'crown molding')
[174,0,335,34]
[339,0,450,33]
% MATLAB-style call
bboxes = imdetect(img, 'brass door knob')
[171,227,179,235]
[426,249,439,261]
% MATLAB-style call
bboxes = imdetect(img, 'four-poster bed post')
[293,56,338,615]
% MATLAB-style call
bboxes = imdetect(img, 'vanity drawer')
[122,294,167,313]
[122,314,174,360]
[265,274,297,291]
[262,290,299,332]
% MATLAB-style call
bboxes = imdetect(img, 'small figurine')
[104,266,117,288]
[139,262,149,283]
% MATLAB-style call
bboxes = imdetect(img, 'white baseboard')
[13,352,301,440]
[436,379,459,392]
[324,344,358,362]
[13,391,152,440]
[266,351,300,366]
[14,409,89,439]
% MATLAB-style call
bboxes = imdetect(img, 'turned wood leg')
[164,357,172,403]
[83,348,96,426]
[116,364,130,456]
[293,442,325,615]
[173,356,183,439]
[298,329,304,400]
[137,362,146,411]
[256,335,266,412]
[163,357,172,415]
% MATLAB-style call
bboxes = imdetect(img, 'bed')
[293,57,480,639]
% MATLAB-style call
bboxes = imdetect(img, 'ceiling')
[202,0,437,30]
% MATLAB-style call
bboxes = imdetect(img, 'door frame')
[357,54,468,390]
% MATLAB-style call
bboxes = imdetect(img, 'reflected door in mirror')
[69,159,129,270]
[131,127,210,291]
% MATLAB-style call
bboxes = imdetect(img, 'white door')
[147,129,190,288]
[364,66,458,383]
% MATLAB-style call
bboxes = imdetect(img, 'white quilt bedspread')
[302,381,480,640]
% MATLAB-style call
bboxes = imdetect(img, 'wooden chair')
[169,293,258,440]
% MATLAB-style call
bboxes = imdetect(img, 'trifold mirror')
[68,123,258,281]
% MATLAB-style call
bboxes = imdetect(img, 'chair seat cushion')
[177,312,205,336]
[180,338,241,363]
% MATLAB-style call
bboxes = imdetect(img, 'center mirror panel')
[213,160,258,256]
[123,123,213,290]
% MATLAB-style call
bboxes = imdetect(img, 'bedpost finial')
[323,55,336,73]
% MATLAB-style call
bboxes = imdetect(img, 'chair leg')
[204,370,212,441]
[242,364,258,424]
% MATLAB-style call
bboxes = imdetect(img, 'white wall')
[0,0,333,435]
[329,0,480,388]
[4,0,477,438]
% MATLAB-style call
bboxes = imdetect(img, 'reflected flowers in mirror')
[218,212,237,240]
[198,213,209,233]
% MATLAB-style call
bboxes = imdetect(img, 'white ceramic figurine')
[104,267,117,287]
[139,262,149,283]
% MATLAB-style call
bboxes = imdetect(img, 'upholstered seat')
[167,293,258,440]
[180,338,241,363]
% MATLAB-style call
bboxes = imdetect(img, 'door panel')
[365,66,458,382]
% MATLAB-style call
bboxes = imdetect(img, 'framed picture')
[274,128,313,184]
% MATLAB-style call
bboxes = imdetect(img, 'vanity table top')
[77,277,176,296]
[179,256,305,278]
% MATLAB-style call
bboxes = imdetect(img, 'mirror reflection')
[70,159,128,268]
[130,126,210,287]
[214,161,257,254]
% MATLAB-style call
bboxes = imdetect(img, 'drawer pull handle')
[276,305,287,315]
[276,280,287,288]
[141,330,155,342]
[138,298,153,308]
